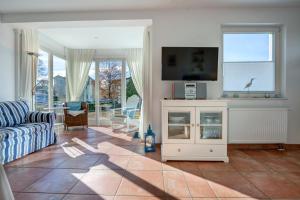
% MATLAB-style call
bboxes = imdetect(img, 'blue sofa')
[0,101,56,164]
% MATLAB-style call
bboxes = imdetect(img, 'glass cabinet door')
[168,112,191,139]
[163,107,195,143]
[200,112,222,139]
[196,108,226,144]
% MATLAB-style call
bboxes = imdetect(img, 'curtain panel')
[15,29,39,109]
[66,49,95,101]
[126,27,151,137]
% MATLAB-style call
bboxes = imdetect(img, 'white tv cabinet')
[161,100,229,162]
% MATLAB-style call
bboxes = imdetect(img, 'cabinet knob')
[178,148,181,152]
[197,123,200,127]
[191,124,195,127]
[210,149,213,152]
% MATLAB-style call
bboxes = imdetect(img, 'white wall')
[2,7,300,143]
[150,8,300,144]
[0,23,15,101]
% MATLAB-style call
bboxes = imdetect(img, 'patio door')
[98,59,123,126]
[81,58,137,126]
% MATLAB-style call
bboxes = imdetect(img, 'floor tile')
[70,170,123,195]
[25,169,86,193]
[107,145,137,156]
[115,196,164,200]
[192,198,218,200]
[264,158,300,172]
[14,192,64,200]
[281,172,300,186]
[203,171,266,198]
[228,150,252,158]
[162,161,182,171]
[57,155,102,169]
[163,171,191,198]
[63,194,114,200]
[6,127,300,200]
[179,161,201,172]
[242,150,271,161]
[197,162,236,172]
[243,172,300,198]
[90,155,130,170]
[7,152,68,168]
[127,156,162,170]
[183,171,216,197]
[218,198,266,200]
[117,170,165,197]
[5,167,51,192]
[284,156,300,166]
[230,156,270,172]
[286,150,300,159]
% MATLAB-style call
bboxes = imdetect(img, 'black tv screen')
[162,47,219,81]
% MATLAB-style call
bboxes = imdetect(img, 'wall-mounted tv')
[162,47,219,81]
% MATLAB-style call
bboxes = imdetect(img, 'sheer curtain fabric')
[66,49,95,101]
[126,27,151,137]
[15,29,39,109]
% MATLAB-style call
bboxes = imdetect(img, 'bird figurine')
[244,78,255,93]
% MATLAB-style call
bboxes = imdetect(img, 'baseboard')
[228,144,300,150]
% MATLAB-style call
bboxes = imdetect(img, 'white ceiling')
[39,26,144,49]
[1,0,300,13]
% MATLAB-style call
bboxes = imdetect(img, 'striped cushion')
[0,123,50,141]
[0,122,56,164]
[26,112,56,125]
[0,101,29,127]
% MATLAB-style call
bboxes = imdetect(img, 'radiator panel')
[229,108,288,143]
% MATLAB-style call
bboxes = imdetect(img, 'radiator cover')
[229,108,288,143]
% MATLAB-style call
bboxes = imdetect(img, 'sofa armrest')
[26,112,56,125]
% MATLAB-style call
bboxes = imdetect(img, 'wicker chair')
[64,102,88,130]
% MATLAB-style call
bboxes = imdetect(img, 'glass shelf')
[200,112,222,125]
[168,112,191,140]
[200,126,222,139]
[200,124,222,127]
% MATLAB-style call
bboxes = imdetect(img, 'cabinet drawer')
[162,144,227,157]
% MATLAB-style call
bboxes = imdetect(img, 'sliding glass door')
[35,49,140,129]
[35,49,67,111]
[35,50,49,111]
[53,55,66,106]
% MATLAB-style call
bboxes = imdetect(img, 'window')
[53,55,66,106]
[222,27,280,94]
[99,59,122,108]
[35,50,49,111]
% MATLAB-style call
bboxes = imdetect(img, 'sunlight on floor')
[61,142,85,158]
[5,127,300,199]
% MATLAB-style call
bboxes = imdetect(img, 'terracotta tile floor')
[4,127,300,200]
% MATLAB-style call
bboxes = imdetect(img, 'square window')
[222,31,277,93]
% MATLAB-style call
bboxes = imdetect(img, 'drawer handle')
[209,149,213,152]
[178,148,181,152]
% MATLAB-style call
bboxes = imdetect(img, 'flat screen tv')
[162,47,219,81]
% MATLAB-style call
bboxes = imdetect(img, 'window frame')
[38,47,67,108]
[221,25,282,96]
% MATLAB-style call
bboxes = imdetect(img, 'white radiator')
[228,108,288,143]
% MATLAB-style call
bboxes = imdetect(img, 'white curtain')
[66,49,95,101]
[15,29,39,109]
[126,48,143,97]
[0,165,14,200]
[126,27,151,137]
[142,27,151,136]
